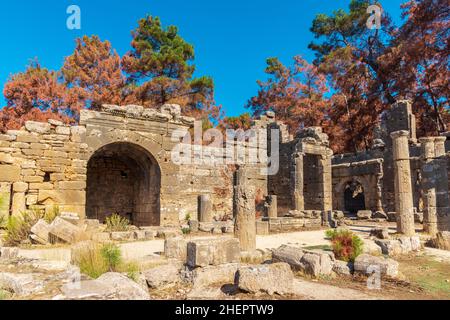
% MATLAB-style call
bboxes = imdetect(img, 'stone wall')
[0,119,88,219]
[0,104,270,226]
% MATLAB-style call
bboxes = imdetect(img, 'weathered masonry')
[331,101,450,233]
[1,100,449,235]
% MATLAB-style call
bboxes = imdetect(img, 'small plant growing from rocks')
[2,206,60,246]
[106,213,130,232]
[326,229,363,263]
[101,243,122,271]
[73,242,140,280]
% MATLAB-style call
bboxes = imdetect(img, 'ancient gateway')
[0,100,449,236]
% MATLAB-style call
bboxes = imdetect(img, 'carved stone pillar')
[391,130,415,236]
[234,167,256,251]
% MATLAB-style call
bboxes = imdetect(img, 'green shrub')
[106,213,130,232]
[43,205,60,224]
[326,229,364,263]
[73,243,140,280]
[2,206,61,246]
[73,243,109,279]
[3,209,42,246]
[101,243,122,271]
[181,227,191,235]
[185,213,192,222]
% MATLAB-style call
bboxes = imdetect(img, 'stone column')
[420,137,438,235]
[320,154,333,212]
[198,195,213,223]
[266,195,278,219]
[234,167,256,251]
[420,137,450,234]
[293,153,304,211]
[391,130,415,236]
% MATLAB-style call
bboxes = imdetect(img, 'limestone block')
[110,232,134,242]
[11,192,26,216]
[0,165,20,182]
[357,210,372,220]
[26,194,38,206]
[354,254,399,278]
[38,190,85,205]
[198,195,213,223]
[190,263,239,289]
[23,176,44,183]
[30,219,51,244]
[13,182,28,193]
[57,181,86,190]
[49,217,87,244]
[164,237,188,261]
[29,182,54,190]
[187,238,240,268]
[25,121,51,134]
[333,260,352,276]
[374,239,403,256]
[56,126,71,135]
[0,153,14,164]
[256,221,269,235]
[144,263,182,289]
[0,183,11,219]
[237,263,294,295]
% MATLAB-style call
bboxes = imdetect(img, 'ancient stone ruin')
[0,100,449,300]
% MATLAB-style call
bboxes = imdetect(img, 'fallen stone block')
[164,237,188,262]
[240,249,272,264]
[354,254,399,278]
[56,273,150,300]
[30,219,51,244]
[187,238,240,268]
[433,231,450,250]
[237,263,294,295]
[272,245,305,270]
[110,232,134,242]
[333,260,352,276]
[0,247,19,260]
[0,273,44,296]
[300,250,334,277]
[357,210,372,220]
[272,245,334,277]
[144,263,182,289]
[189,263,239,289]
[370,227,390,240]
[372,211,388,220]
[374,239,403,256]
[49,217,87,244]
[362,240,383,256]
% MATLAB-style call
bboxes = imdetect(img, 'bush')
[181,227,190,235]
[106,213,130,232]
[2,207,60,246]
[73,243,108,279]
[72,243,138,280]
[326,229,364,263]
[100,243,122,271]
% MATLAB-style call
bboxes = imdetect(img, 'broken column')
[265,195,278,219]
[234,167,256,251]
[198,194,213,223]
[421,136,450,234]
[292,153,304,211]
[391,130,415,236]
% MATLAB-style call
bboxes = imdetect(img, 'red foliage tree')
[246,56,330,134]
[61,35,126,110]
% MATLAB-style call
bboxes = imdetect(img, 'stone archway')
[86,142,161,226]
[343,180,366,215]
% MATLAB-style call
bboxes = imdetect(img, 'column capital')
[390,130,409,139]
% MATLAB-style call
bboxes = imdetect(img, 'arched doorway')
[86,142,161,226]
[344,180,366,215]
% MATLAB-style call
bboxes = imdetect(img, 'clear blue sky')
[0,0,405,116]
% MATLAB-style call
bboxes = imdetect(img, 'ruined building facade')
[0,101,449,234]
